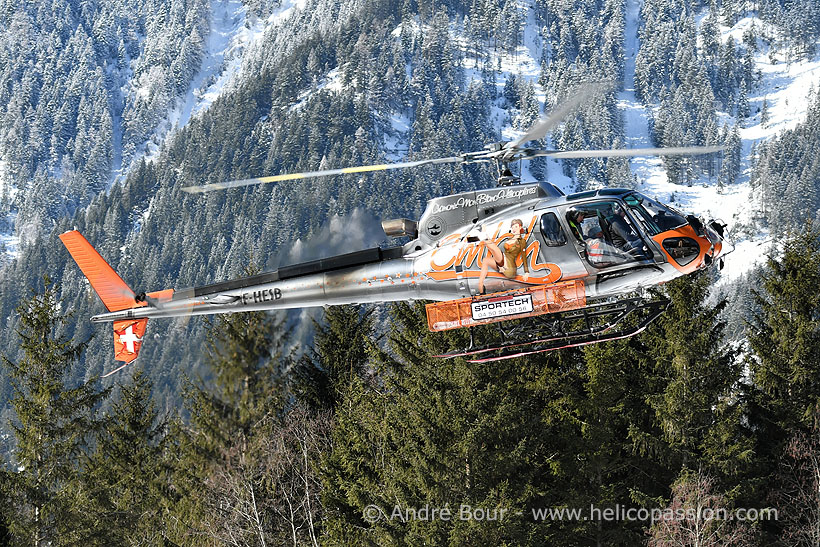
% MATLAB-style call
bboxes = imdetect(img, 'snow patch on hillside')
[458,0,574,189]
[619,4,820,285]
[178,0,253,126]
[384,112,410,161]
[183,0,310,123]
[723,17,820,138]
[0,230,18,260]
[713,14,820,282]
[290,67,343,113]
[618,0,651,150]
[0,160,18,259]
[0,160,11,200]
[139,0,309,163]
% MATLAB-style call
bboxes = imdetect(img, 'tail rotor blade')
[169,287,197,330]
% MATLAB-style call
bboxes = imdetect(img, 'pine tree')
[718,123,742,189]
[322,301,596,544]
[1,279,109,545]
[642,273,751,479]
[749,225,820,438]
[0,470,9,544]
[75,371,170,545]
[555,338,670,545]
[169,306,290,544]
[737,87,750,123]
[292,305,374,412]
[188,308,288,456]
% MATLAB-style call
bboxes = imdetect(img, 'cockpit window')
[566,201,649,268]
[540,212,567,247]
[623,193,687,235]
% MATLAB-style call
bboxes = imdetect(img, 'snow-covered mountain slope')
[0,160,17,261]
[134,0,311,162]
[616,4,820,285]
[3,0,818,280]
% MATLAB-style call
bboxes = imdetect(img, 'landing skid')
[433,298,669,362]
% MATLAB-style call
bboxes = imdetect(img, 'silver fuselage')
[91,184,728,323]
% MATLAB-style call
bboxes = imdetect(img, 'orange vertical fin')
[60,230,155,373]
[59,230,136,312]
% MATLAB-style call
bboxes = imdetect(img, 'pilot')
[477,219,530,294]
[566,209,586,241]
[608,203,643,255]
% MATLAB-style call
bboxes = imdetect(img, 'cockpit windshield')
[622,193,687,235]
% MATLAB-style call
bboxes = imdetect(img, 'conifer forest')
[1,0,820,543]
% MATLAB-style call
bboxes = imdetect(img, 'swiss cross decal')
[113,318,147,364]
[117,324,142,354]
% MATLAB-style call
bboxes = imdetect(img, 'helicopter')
[60,83,730,374]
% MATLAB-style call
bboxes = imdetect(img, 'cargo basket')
[426,280,586,332]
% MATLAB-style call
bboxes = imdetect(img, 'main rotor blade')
[505,81,613,151]
[531,145,725,159]
[182,156,466,193]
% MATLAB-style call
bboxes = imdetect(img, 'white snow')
[616,3,820,285]
[384,111,410,161]
[618,0,651,151]
[0,233,19,260]
[134,0,310,166]
[178,0,253,126]
[289,67,343,112]
[0,160,12,200]
[182,0,310,124]
[719,235,771,281]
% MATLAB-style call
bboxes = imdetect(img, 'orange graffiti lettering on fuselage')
[457,243,483,269]
[429,234,463,271]
[526,216,537,235]
[428,233,562,283]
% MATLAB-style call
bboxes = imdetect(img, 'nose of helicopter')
[702,218,731,265]
[652,216,730,274]
[689,216,731,269]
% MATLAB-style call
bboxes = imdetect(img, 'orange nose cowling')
[651,224,713,275]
